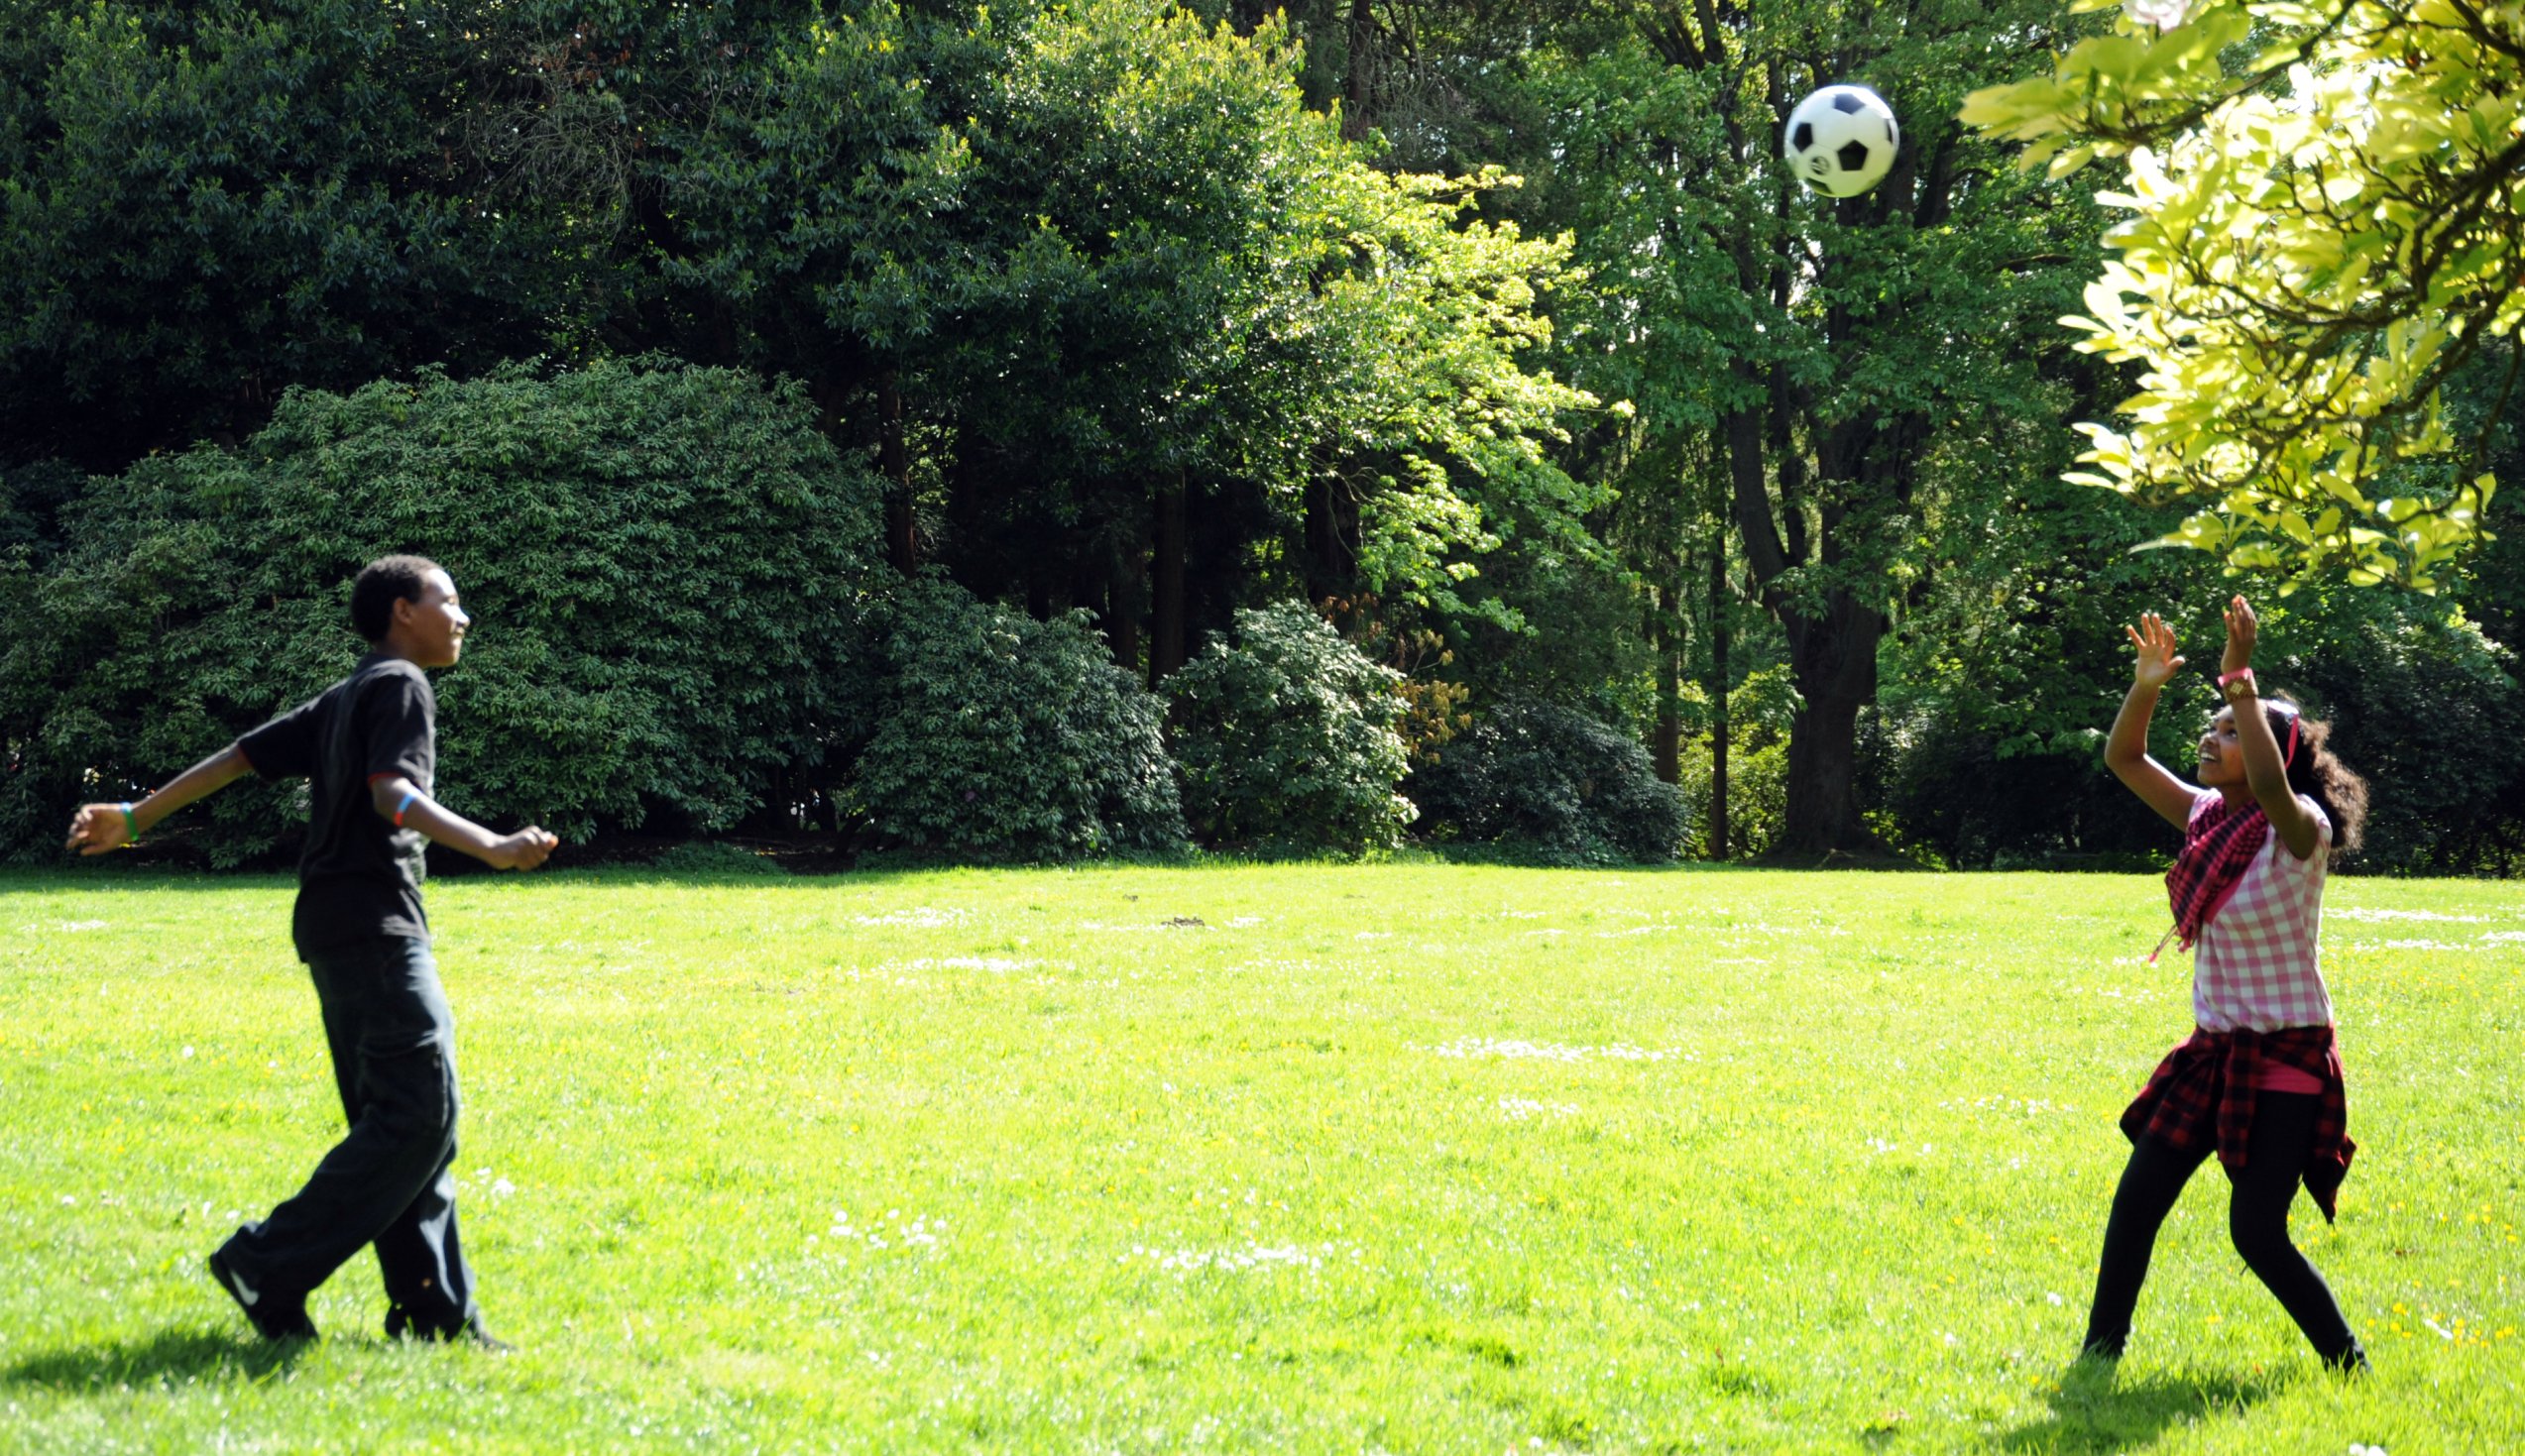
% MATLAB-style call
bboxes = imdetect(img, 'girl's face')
[2197,708,2246,786]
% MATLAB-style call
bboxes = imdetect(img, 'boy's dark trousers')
[218,935,476,1336]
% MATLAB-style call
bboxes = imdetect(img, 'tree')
[1963,0,2525,589]
[0,0,603,471]
[659,0,1598,669]
[1531,1,2102,856]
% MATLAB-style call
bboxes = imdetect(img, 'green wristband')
[121,802,140,846]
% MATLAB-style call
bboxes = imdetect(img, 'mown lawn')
[0,862,2517,1453]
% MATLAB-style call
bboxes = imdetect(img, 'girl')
[2085,595,2370,1372]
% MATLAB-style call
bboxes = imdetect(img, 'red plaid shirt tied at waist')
[2121,1024,2355,1221]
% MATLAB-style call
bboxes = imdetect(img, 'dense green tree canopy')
[6,0,2525,871]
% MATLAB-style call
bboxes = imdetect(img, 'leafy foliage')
[1408,699,1686,864]
[0,0,596,467]
[850,575,1188,860]
[1963,1,2523,587]
[1165,603,1415,853]
[0,360,882,862]
[2277,596,2525,873]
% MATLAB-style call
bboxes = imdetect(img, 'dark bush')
[2288,614,2525,873]
[1165,603,1415,853]
[849,574,1187,859]
[0,360,884,862]
[1409,699,1688,864]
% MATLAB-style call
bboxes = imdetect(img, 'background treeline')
[5,0,2522,872]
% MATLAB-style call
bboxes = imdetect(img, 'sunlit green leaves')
[1965,1,2525,587]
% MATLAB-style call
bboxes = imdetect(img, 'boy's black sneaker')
[387,1305,515,1353]
[206,1248,317,1342]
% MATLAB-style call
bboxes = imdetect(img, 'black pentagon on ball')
[1837,141,1872,172]
[1830,90,1868,114]
[1791,121,1814,152]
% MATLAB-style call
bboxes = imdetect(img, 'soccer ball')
[1782,85,1899,199]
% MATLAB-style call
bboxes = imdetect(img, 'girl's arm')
[2220,596,2322,860]
[2105,612,2199,830]
[63,744,255,855]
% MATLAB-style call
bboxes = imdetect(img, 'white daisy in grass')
[896,955,1044,973]
[824,1208,947,1255]
[1497,1096,1578,1122]
[851,906,968,929]
[1128,1240,1357,1275]
[1423,1037,1680,1064]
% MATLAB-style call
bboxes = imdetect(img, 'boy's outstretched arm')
[64,744,255,855]
[368,775,557,871]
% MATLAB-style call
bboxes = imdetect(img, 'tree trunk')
[1305,475,1358,608]
[1107,533,1142,672]
[878,369,915,573]
[1149,469,1189,687]
[1706,535,1730,860]
[1651,577,1681,786]
[1340,0,1375,141]
[1723,389,1886,861]
[1776,591,1884,856]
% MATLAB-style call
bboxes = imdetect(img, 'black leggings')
[2082,1091,2361,1366]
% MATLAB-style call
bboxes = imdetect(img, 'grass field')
[0,861,2517,1454]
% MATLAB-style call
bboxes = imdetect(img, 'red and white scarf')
[2157,795,2268,959]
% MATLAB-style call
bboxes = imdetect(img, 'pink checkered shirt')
[2188,790,2334,1032]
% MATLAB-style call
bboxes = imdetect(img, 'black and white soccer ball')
[1782,85,1899,198]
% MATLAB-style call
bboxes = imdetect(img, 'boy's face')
[394,569,471,668]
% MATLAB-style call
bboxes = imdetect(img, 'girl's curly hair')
[2263,694,2367,863]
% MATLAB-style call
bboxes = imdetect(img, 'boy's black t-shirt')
[236,654,436,958]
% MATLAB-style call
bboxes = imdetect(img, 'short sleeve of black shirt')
[237,696,322,781]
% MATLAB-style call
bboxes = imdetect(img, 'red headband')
[2269,708,2300,768]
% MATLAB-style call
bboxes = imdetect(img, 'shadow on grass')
[4,1328,312,1392]
[1993,1358,2277,1455]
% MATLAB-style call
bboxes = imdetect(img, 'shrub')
[1674,733,1787,861]
[2288,612,2525,873]
[849,574,1187,859]
[647,840,790,877]
[1164,602,1415,853]
[0,360,883,863]
[1410,700,1688,864]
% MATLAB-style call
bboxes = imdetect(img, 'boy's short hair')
[351,555,441,642]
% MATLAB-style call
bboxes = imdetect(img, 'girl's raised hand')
[2125,612,2185,689]
[2222,595,2258,676]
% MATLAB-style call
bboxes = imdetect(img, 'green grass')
[1,862,2518,1453]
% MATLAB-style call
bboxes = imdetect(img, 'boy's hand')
[488,828,558,871]
[2125,612,2185,690]
[63,803,139,856]
[2222,595,2258,677]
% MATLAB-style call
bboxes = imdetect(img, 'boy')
[65,555,556,1345]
